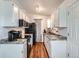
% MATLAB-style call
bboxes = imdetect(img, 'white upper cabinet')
[0,0,19,27]
[19,10,24,19]
[0,0,29,27]
[0,0,13,26]
[58,6,67,27]
[12,5,19,26]
[53,0,78,28]
[51,4,67,27]
[53,9,59,27]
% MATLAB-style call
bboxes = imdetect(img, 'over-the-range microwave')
[19,19,29,28]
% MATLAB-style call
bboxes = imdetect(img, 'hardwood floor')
[29,42,49,58]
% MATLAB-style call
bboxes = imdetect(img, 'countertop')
[47,37,67,41]
[44,33,67,41]
[0,39,27,44]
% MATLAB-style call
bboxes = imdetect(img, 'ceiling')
[17,0,64,16]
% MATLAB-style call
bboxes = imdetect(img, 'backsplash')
[0,27,25,40]
[58,28,67,37]
[46,27,67,37]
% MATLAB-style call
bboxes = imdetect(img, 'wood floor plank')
[29,42,49,58]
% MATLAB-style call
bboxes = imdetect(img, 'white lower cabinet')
[44,35,67,58]
[67,42,79,58]
[0,43,27,58]
[49,40,67,58]
[44,35,50,56]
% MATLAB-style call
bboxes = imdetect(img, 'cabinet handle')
[68,11,70,16]
[21,50,24,54]
[67,53,70,57]
[12,3,14,6]
[68,33,69,36]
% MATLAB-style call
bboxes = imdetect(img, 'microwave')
[19,19,29,27]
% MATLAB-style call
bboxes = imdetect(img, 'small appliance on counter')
[8,30,22,41]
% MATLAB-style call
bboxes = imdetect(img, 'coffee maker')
[8,30,22,41]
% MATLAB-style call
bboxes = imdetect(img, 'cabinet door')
[0,0,19,26]
[67,1,79,58]
[49,41,67,58]
[67,1,79,43]
[44,36,51,57]
[45,37,50,55]
[23,41,27,58]
[0,0,13,26]
[0,45,5,58]
[68,43,79,58]
[0,44,25,58]
[58,7,67,27]
[54,10,59,27]
[19,10,23,19]
[12,5,19,26]
[0,0,4,26]
[53,7,67,27]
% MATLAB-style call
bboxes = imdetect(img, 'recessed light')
[33,0,44,13]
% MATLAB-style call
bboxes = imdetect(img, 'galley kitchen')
[0,0,79,58]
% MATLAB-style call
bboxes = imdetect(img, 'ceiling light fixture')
[36,5,44,12]
[14,6,18,13]
[33,0,44,13]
